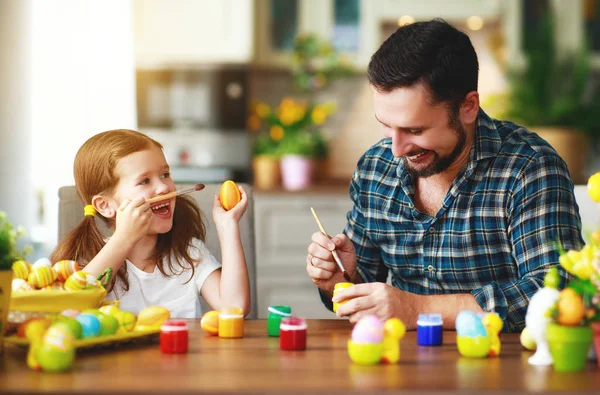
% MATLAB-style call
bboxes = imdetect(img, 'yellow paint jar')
[333,282,354,312]
[218,307,244,338]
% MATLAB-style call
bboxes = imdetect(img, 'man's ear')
[460,91,480,125]
[92,195,115,218]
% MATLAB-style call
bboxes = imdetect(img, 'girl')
[50,129,250,318]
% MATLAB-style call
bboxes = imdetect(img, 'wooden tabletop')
[1,319,599,394]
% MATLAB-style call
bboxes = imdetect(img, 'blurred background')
[1,0,599,317]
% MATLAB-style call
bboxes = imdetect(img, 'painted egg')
[219,180,241,211]
[75,313,101,338]
[12,260,32,280]
[99,304,120,316]
[64,271,90,291]
[352,315,385,344]
[52,260,80,282]
[12,278,34,292]
[456,311,488,338]
[201,310,220,336]
[115,311,136,332]
[50,320,83,341]
[43,325,76,351]
[38,326,76,373]
[135,306,171,330]
[32,257,53,269]
[97,313,119,336]
[27,266,57,289]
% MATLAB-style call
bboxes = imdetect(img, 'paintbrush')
[310,207,353,283]
[146,183,205,204]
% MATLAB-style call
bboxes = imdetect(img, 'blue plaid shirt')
[343,109,583,332]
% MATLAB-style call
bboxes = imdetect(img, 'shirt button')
[427,265,435,272]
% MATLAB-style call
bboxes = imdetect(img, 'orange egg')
[201,310,220,336]
[219,180,241,211]
[556,288,585,326]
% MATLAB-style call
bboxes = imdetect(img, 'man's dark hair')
[368,19,479,114]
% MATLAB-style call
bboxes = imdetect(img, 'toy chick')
[481,312,503,357]
[381,318,406,364]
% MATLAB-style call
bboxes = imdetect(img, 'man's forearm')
[419,293,483,330]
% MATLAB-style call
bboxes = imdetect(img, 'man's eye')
[161,172,171,179]
[408,129,423,136]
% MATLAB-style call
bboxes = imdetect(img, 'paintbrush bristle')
[343,272,353,283]
[194,183,205,191]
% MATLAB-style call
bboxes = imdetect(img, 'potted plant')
[248,102,283,190]
[0,212,30,354]
[501,10,600,184]
[249,97,336,191]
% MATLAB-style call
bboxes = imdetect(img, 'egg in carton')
[27,266,58,289]
[12,260,32,280]
[52,260,80,282]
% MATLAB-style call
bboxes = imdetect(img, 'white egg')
[32,257,52,269]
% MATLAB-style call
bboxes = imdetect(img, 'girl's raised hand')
[212,185,248,229]
[113,196,152,244]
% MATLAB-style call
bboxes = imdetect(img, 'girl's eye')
[138,178,149,186]
[161,172,171,179]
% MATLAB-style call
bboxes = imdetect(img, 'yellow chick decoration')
[481,312,503,357]
[381,318,406,364]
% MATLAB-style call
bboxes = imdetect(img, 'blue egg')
[455,311,488,338]
[76,313,101,338]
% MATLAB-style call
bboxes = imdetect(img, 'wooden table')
[1,320,599,394]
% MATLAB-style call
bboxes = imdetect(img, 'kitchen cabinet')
[254,191,353,318]
[133,0,254,66]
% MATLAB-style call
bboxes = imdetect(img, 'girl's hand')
[213,185,248,230]
[113,196,152,244]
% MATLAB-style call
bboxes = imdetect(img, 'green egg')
[52,319,83,340]
[81,308,103,317]
[36,343,75,373]
[97,313,119,336]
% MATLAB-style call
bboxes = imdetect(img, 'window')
[271,0,298,51]
[584,0,600,52]
[332,0,360,52]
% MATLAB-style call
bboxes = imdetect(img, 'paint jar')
[333,282,354,312]
[160,320,189,353]
[417,313,443,346]
[267,305,292,337]
[218,307,244,338]
[280,316,307,350]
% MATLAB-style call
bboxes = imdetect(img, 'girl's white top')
[105,238,221,318]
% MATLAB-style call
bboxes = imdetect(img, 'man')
[305,19,583,332]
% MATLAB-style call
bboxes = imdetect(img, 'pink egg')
[351,315,385,344]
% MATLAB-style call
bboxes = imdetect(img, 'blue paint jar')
[417,313,443,346]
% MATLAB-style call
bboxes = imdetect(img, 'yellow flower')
[269,125,284,141]
[588,172,600,202]
[279,108,297,126]
[311,106,328,125]
[255,103,271,119]
[247,115,261,131]
[280,97,296,110]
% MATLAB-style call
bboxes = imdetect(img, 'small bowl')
[347,340,383,365]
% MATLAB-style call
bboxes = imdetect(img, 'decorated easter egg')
[520,327,537,351]
[61,309,81,319]
[99,304,120,316]
[556,288,585,326]
[115,311,137,332]
[201,310,220,336]
[352,315,385,344]
[219,180,241,211]
[12,278,34,292]
[455,311,488,338]
[17,318,50,338]
[32,257,53,269]
[135,306,171,330]
[76,313,101,338]
[64,271,89,291]
[81,308,103,317]
[97,313,119,336]
[27,266,57,289]
[37,325,76,372]
[12,260,32,280]
[52,260,80,282]
[52,319,83,340]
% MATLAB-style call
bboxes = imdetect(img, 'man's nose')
[391,131,414,158]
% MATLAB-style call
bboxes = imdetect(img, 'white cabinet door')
[254,193,353,318]
[134,0,253,65]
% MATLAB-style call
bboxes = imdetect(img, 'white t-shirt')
[105,238,221,318]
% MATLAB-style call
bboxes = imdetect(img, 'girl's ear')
[92,195,115,218]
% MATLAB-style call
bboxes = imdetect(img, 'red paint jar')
[280,317,307,351]
[160,320,189,354]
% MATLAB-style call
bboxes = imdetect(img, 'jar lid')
[334,282,354,290]
[280,316,307,330]
[268,305,292,317]
[161,319,188,331]
[417,313,443,326]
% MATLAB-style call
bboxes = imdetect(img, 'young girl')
[50,129,250,318]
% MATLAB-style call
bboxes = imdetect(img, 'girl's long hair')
[50,129,206,292]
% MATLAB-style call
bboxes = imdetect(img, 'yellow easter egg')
[52,260,81,282]
[99,305,120,316]
[64,271,90,291]
[135,306,171,330]
[588,172,600,202]
[219,180,241,211]
[520,327,536,351]
[12,260,32,280]
[201,310,220,336]
[115,311,137,332]
[28,266,57,289]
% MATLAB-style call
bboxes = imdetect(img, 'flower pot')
[0,270,12,355]
[547,323,593,372]
[252,156,280,190]
[592,322,600,368]
[280,155,314,191]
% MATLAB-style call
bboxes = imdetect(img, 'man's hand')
[306,233,358,295]
[332,282,422,328]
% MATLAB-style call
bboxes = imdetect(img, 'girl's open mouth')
[151,201,172,219]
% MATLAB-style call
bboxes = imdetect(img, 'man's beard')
[404,116,467,178]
